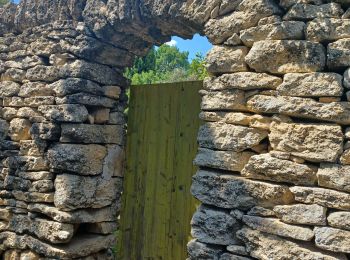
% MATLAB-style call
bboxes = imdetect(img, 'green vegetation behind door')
[118,81,202,259]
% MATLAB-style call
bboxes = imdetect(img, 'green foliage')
[0,0,10,6]
[125,44,208,85]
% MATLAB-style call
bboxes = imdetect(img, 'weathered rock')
[247,206,276,217]
[0,81,20,97]
[240,21,305,47]
[328,211,350,231]
[201,90,247,111]
[191,205,240,245]
[242,154,317,185]
[226,245,249,256]
[194,148,254,172]
[291,186,350,210]
[198,123,268,152]
[279,0,324,9]
[18,82,54,97]
[204,72,282,91]
[317,163,350,192]
[340,149,350,164]
[28,204,118,223]
[30,123,61,141]
[306,18,350,42]
[219,253,252,260]
[245,40,326,74]
[248,95,350,124]
[48,78,103,97]
[242,215,315,241]
[284,3,343,20]
[204,0,282,44]
[55,93,117,108]
[277,73,343,97]
[8,118,31,141]
[273,204,327,225]
[206,46,248,74]
[269,122,343,162]
[38,104,88,123]
[328,39,350,69]
[237,228,347,260]
[60,124,124,144]
[315,227,350,253]
[187,239,222,260]
[103,145,125,177]
[191,170,294,209]
[54,174,118,211]
[47,144,107,175]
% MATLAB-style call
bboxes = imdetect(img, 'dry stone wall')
[1,0,350,259]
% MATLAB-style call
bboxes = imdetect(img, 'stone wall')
[1,0,350,259]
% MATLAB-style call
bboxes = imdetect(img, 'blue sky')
[166,34,212,61]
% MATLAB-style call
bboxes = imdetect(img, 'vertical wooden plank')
[118,81,202,260]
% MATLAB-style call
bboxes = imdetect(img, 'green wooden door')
[118,81,202,260]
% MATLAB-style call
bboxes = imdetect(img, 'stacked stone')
[189,0,350,259]
[0,21,128,259]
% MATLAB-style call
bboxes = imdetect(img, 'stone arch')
[1,0,350,259]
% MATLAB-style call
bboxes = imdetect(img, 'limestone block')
[19,140,47,157]
[191,170,294,209]
[219,253,252,260]
[315,227,350,253]
[28,203,118,223]
[201,90,247,111]
[3,96,55,107]
[269,122,343,162]
[240,21,305,47]
[258,15,282,25]
[38,104,88,123]
[55,93,117,108]
[273,204,327,225]
[204,72,282,91]
[194,148,255,172]
[17,107,45,122]
[317,163,350,192]
[103,145,125,177]
[306,18,350,42]
[30,180,54,193]
[237,228,347,260]
[328,39,350,69]
[9,118,31,141]
[47,144,107,175]
[30,123,61,141]
[241,154,317,185]
[48,78,103,97]
[60,124,124,144]
[328,211,350,230]
[187,239,222,260]
[248,95,350,124]
[0,81,20,97]
[245,40,326,74]
[279,0,324,9]
[12,191,54,203]
[226,245,249,256]
[25,65,62,82]
[284,3,343,20]
[198,122,268,152]
[16,171,53,181]
[277,73,343,97]
[1,68,25,82]
[242,215,314,241]
[54,174,118,211]
[0,119,9,140]
[18,82,54,97]
[191,205,240,245]
[291,186,350,210]
[206,46,248,74]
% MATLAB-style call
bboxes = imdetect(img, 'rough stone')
[306,18,350,42]
[314,227,350,253]
[201,90,247,111]
[327,39,350,69]
[248,95,350,124]
[242,154,317,185]
[317,163,350,192]
[198,123,268,152]
[245,40,326,74]
[191,170,294,209]
[8,118,31,141]
[237,228,347,260]
[269,122,343,162]
[291,186,350,210]
[240,21,305,47]
[284,3,343,20]
[60,124,124,144]
[187,239,222,260]
[273,204,327,225]
[194,148,255,172]
[242,215,315,241]
[206,46,248,74]
[204,72,282,91]
[38,104,89,123]
[47,144,107,175]
[277,73,343,97]
[328,211,350,231]
[191,205,240,245]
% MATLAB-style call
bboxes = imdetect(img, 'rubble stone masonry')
[1,0,350,259]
